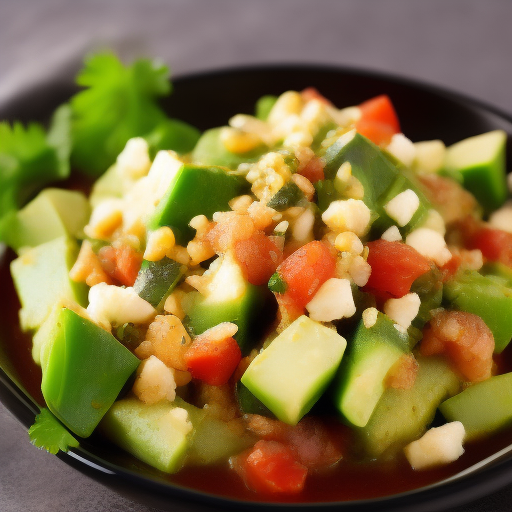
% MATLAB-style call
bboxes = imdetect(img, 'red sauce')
[2,248,512,503]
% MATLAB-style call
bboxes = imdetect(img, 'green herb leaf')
[268,272,287,294]
[28,408,79,455]
[70,52,172,176]
[0,121,70,241]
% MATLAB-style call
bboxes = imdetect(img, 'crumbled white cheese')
[292,208,315,242]
[330,106,361,127]
[87,283,156,328]
[384,189,420,227]
[404,422,465,470]
[84,198,124,240]
[157,407,193,437]
[306,278,356,322]
[322,199,371,236]
[386,133,416,168]
[122,150,183,236]
[348,255,372,287]
[116,137,152,180]
[381,225,402,242]
[489,200,512,234]
[132,355,177,404]
[421,209,446,235]
[383,293,421,329]
[334,232,364,254]
[413,140,446,174]
[406,227,452,266]
[362,307,379,329]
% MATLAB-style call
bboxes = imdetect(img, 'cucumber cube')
[10,236,88,331]
[440,373,512,440]
[2,188,90,253]
[241,315,347,425]
[445,130,507,213]
[333,312,409,427]
[41,308,140,437]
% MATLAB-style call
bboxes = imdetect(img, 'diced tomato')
[235,440,308,494]
[234,232,282,286]
[276,241,336,309]
[355,94,400,146]
[298,156,325,183]
[98,244,143,287]
[364,239,431,298]
[184,334,241,386]
[301,87,332,106]
[420,310,495,382]
[467,226,512,268]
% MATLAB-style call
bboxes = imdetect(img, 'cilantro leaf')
[0,120,70,241]
[268,272,288,294]
[28,408,79,455]
[70,52,172,176]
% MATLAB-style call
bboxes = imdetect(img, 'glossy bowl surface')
[1,64,512,512]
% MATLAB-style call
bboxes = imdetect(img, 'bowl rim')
[1,61,512,511]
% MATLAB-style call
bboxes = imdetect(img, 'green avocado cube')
[356,356,460,457]
[192,127,266,169]
[41,308,140,437]
[2,188,90,253]
[333,312,409,427]
[241,315,347,425]
[445,130,507,213]
[186,252,267,354]
[439,373,512,440]
[443,269,512,353]
[148,164,248,245]
[10,236,88,331]
[100,397,193,473]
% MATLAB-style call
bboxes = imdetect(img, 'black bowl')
[1,64,512,512]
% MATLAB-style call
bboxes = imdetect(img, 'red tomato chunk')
[232,440,308,494]
[420,310,495,382]
[364,239,431,298]
[234,232,282,286]
[184,335,241,386]
[276,241,336,309]
[355,94,400,146]
[97,244,142,287]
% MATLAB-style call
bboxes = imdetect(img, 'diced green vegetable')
[410,266,443,332]
[241,315,347,425]
[144,118,200,158]
[148,164,248,245]
[266,181,307,211]
[100,397,192,473]
[186,253,268,354]
[356,356,460,457]
[133,257,186,309]
[445,130,507,213]
[41,308,140,437]
[443,269,512,353]
[10,236,88,331]
[1,188,90,253]
[440,373,512,440]
[192,127,266,169]
[333,312,409,427]
[255,95,278,121]
[236,382,276,418]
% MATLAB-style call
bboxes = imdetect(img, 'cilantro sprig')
[28,408,79,455]
[0,50,200,245]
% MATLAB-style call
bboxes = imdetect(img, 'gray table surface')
[1,1,512,510]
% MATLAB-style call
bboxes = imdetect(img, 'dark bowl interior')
[1,64,512,512]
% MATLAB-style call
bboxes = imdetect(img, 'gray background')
[1,1,512,511]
